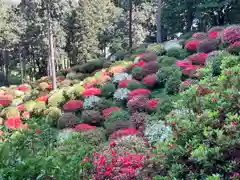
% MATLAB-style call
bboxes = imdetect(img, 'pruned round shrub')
[82,88,101,97]
[146,44,165,56]
[81,110,103,125]
[57,128,75,143]
[106,110,130,122]
[140,52,158,62]
[74,124,97,132]
[83,96,101,109]
[157,67,182,87]
[166,48,188,60]
[142,61,160,76]
[105,120,135,135]
[100,83,116,98]
[197,39,219,53]
[160,56,177,66]
[63,100,83,112]
[184,39,199,53]
[127,95,148,113]
[165,76,182,95]
[221,25,240,44]
[130,112,149,130]
[32,102,47,115]
[1,107,20,119]
[144,121,173,144]
[188,53,208,65]
[24,100,36,112]
[126,81,143,91]
[192,32,207,40]
[112,72,132,84]
[109,128,142,141]
[39,82,50,91]
[145,99,159,112]
[45,107,62,121]
[227,41,240,54]
[103,107,121,119]
[57,112,78,129]
[113,88,130,102]
[128,88,152,100]
[95,98,116,111]
[71,59,103,73]
[142,74,157,88]
[131,67,143,80]
[118,79,138,88]
[48,91,66,107]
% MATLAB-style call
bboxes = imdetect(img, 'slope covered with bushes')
[0,25,240,179]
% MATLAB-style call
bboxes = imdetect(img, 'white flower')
[113,88,130,101]
[83,96,101,109]
[113,73,132,83]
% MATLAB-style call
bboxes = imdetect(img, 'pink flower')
[103,107,121,119]
[22,111,30,120]
[208,31,219,39]
[63,100,84,112]
[74,124,97,132]
[184,40,199,52]
[231,122,237,127]
[35,129,41,134]
[128,89,151,100]
[82,88,101,97]
[5,117,23,130]
[36,96,48,103]
[17,104,25,112]
[146,99,159,111]
[183,81,190,86]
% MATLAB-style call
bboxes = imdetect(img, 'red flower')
[146,99,159,111]
[118,79,138,88]
[142,74,157,88]
[4,117,23,130]
[48,84,52,89]
[188,53,208,65]
[103,107,121,119]
[176,60,192,69]
[82,88,101,97]
[63,100,84,112]
[184,40,199,52]
[128,89,151,100]
[74,124,97,132]
[0,130,4,136]
[127,61,145,72]
[16,86,29,93]
[35,129,41,134]
[182,65,201,76]
[0,97,11,107]
[36,96,48,103]
[192,32,207,40]
[22,111,30,120]
[231,122,237,127]
[110,141,116,147]
[17,104,25,112]
[224,71,232,75]
[83,83,95,89]
[183,81,190,86]
[211,98,217,103]
[109,128,141,141]
[208,31,219,39]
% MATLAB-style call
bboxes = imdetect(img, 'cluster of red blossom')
[109,128,142,141]
[82,88,101,97]
[63,100,84,112]
[102,107,121,119]
[118,79,138,88]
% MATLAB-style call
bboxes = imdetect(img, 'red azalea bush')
[127,95,148,112]
[227,41,240,54]
[188,53,208,65]
[184,40,199,52]
[208,31,219,39]
[118,79,138,88]
[109,128,142,141]
[92,148,146,180]
[16,86,29,93]
[4,117,23,130]
[142,61,159,76]
[222,25,240,44]
[192,32,207,40]
[142,74,157,88]
[36,96,48,103]
[128,89,151,100]
[176,59,192,69]
[0,96,12,107]
[182,65,201,77]
[22,111,30,120]
[74,124,97,132]
[82,88,101,97]
[103,107,121,119]
[127,61,145,72]
[197,39,219,53]
[63,100,83,112]
[145,99,159,112]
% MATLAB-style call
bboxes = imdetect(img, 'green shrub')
[95,98,117,111]
[131,67,143,80]
[157,67,182,87]
[220,55,240,70]
[101,83,116,98]
[81,128,106,146]
[81,110,103,125]
[166,48,188,60]
[160,56,177,66]
[165,77,182,95]
[72,59,104,74]
[106,110,130,123]
[146,44,165,56]
[126,81,143,91]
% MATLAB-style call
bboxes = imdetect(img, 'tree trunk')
[2,49,8,86]
[156,0,162,43]
[129,0,133,50]
[48,15,57,90]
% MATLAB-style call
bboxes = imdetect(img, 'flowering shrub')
[106,110,130,123]
[36,96,48,103]
[118,79,138,88]
[74,124,97,132]
[182,65,201,77]
[113,88,130,101]
[128,88,151,100]
[222,25,240,44]
[103,107,121,119]
[175,59,193,69]
[17,104,25,112]
[127,95,148,112]
[146,99,159,112]
[81,128,106,146]
[208,31,219,39]
[179,79,199,92]
[48,91,65,107]
[146,44,165,55]
[192,32,207,40]
[188,53,208,65]
[0,96,11,107]
[15,86,30,93]
[22,111,30,120]
[208,26,225,33]
[142,74,157,88]
[83,96,101,109]
[184,40,199,52]
[109,128,141,141]
[112,73,132,84]
[144,121,172,144]
[81,110,103,124]
[4,117,23,130]
[130,112,149,130]
[82,88,101,97]
[57,112,78,129]
[140,52,158,62]
[105,120,136,135]
[92,146,146,179]
[100,83,116,98]
[227,41,240,54]
[142,61,159,76]
[197,39,219,53]
[127,61,145,72]
[63,100,83,112]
